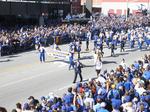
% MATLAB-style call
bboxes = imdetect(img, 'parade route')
[0,42,149,111]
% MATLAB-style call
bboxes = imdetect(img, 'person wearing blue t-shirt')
[107,85,120,100]
[63,87,74,104]
[96,102,109,112]
[143,65,150,80]
[111,98,122,110]
[96,36,103,53]
[124,79,133,91]
[134,61,139,70]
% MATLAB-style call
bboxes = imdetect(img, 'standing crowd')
[0,13,150,112]
[0,14,150,56]
[9,54,150,112]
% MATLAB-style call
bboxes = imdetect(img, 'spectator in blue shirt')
[143,65,150,80]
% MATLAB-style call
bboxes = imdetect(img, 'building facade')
[0,0,70,18]
[101,0,150,15]
[80,0,150,15]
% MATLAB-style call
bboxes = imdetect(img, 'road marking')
[0,62,38,73]
[0,56,63,73]
[0,67,65,89]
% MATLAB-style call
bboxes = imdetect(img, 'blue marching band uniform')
[145,32,150,49]
[92,28,150,56]
[105,31,110,48]
[129,32,135,48]
[127,28,150,50]
[39,45,45,63]
[96,34,103,52]
[68,42,75,70]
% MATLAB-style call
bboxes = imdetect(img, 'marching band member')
[95,55,102,77]
[85,30,91,51]
[138,32,144,50]
[105,30,110,48]
[39,45,46,63]
[130,31,135,48]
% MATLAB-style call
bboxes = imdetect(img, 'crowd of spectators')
[0,13,150,112]
[9,54,150,112]
[0,14,150,56]
[90,13,150,32]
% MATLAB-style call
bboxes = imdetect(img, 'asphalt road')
[0,41,149,111]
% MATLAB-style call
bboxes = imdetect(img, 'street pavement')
[0,41,149,111]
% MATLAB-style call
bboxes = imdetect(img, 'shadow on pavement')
[116,52,129,56]
[84,64,95,68]
[45,59,69,64]
[102,60,117,64]
[141,49,150,51]
[0,59,12,63]
[104,55,119,58]
[0,54,20,59]
[79,56,93,60]
[7,55,20,58]
[105,52,129,58]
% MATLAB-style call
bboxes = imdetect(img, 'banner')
[46,47,69,60]
[45,47,78,61]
